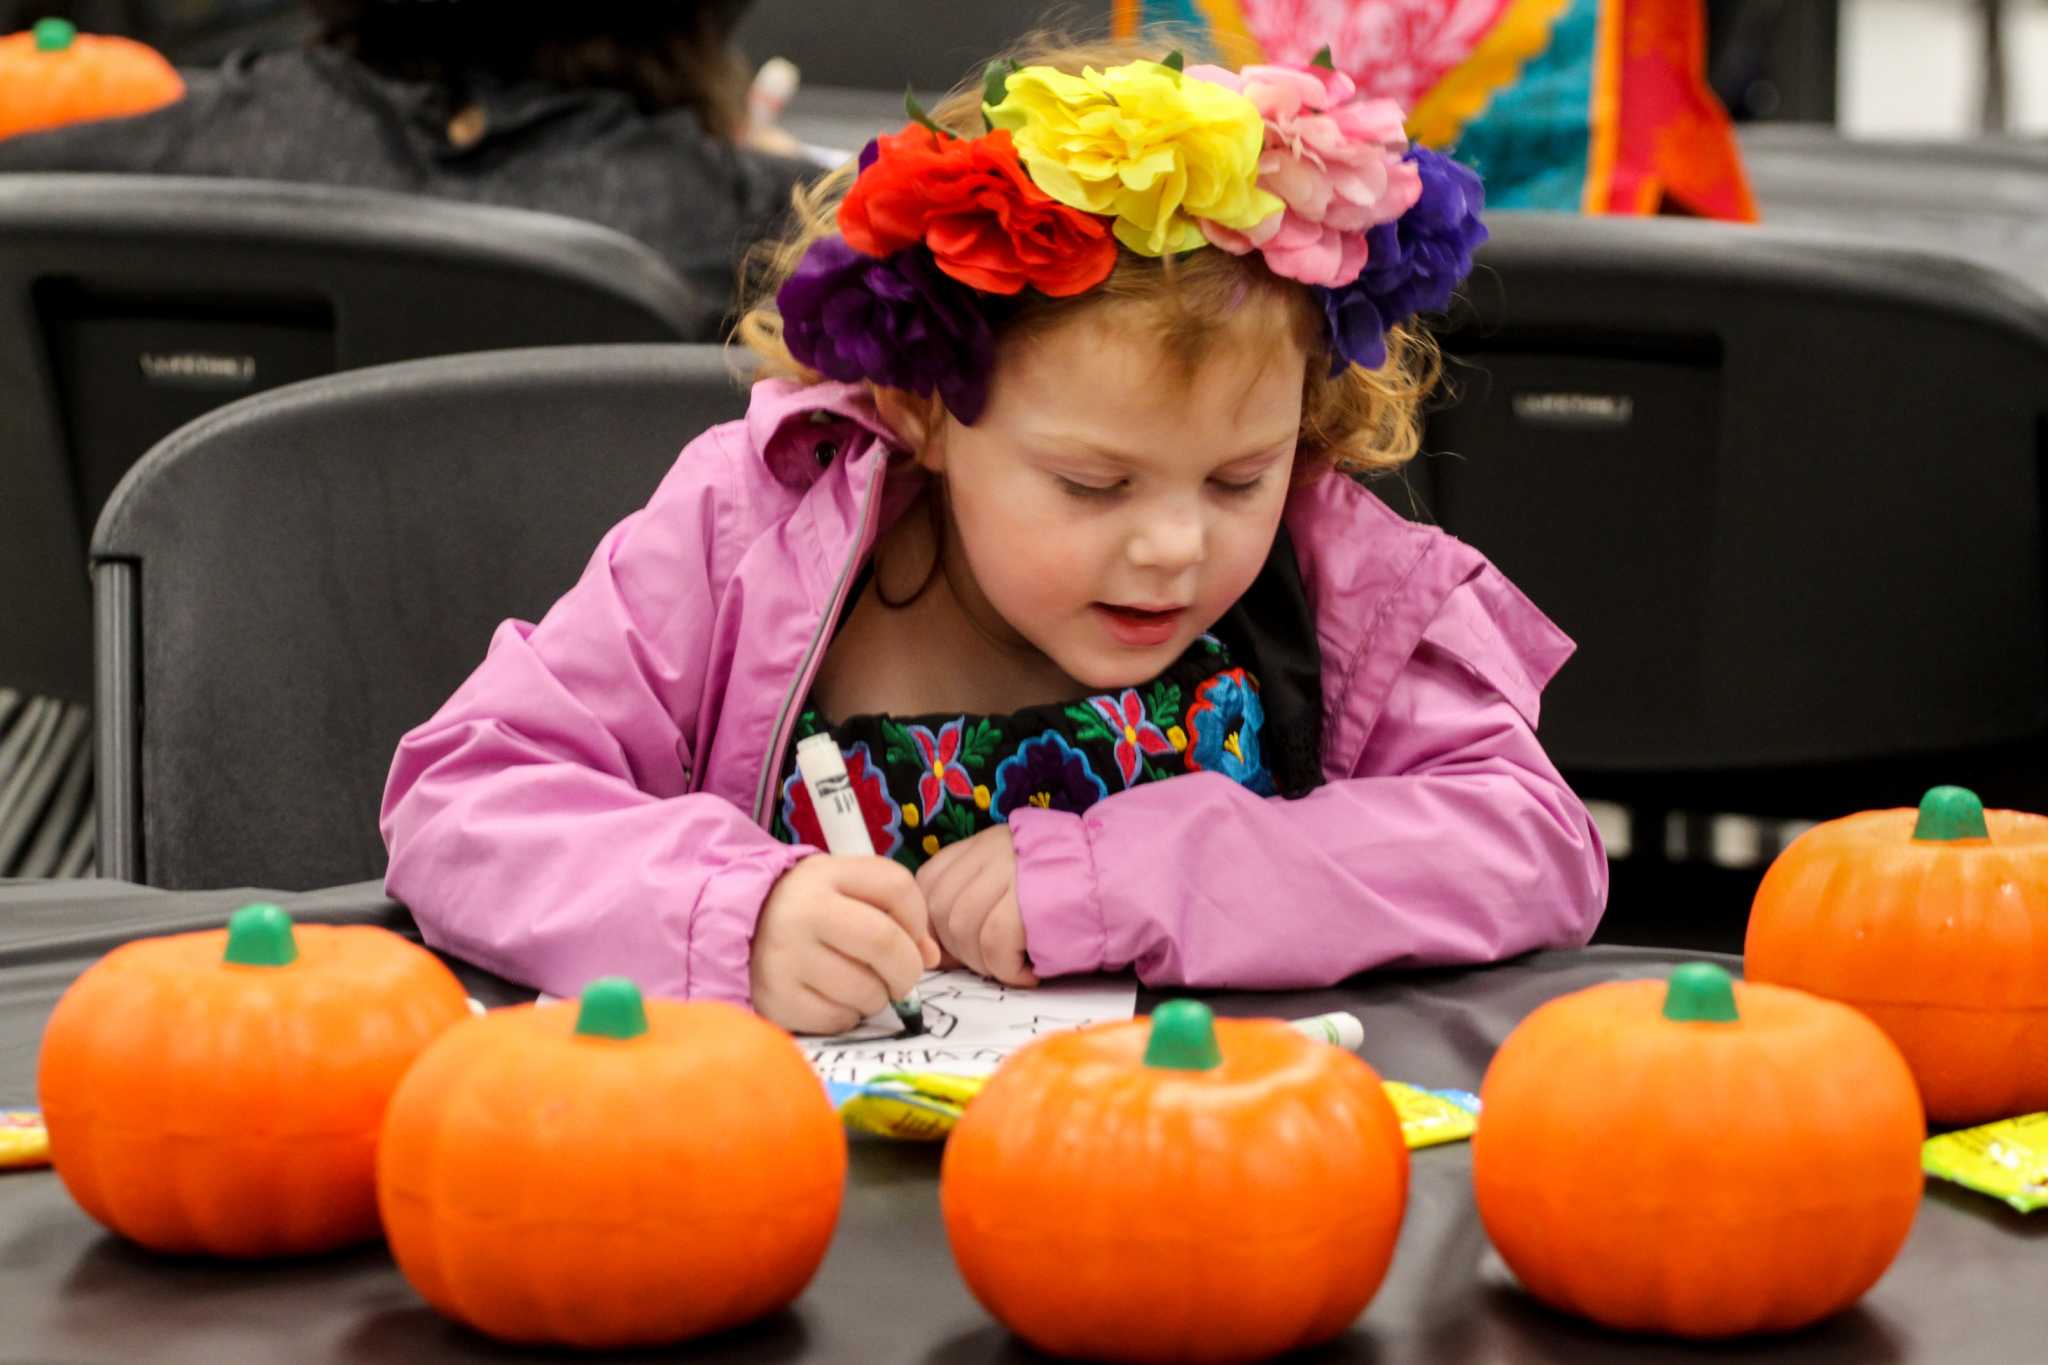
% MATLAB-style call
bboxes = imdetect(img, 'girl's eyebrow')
[1030,434,1298,471]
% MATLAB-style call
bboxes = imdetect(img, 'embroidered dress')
[772,635,1280,871]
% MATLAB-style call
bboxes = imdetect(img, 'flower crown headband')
[776,49,1488,424]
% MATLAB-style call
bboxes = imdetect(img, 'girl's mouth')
[1093,603,1185,647]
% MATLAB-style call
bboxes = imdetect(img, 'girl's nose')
[1127,506,1205,573]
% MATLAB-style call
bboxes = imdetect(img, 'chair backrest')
[1739,126,2048,299]
[1,173,705,703]
[90,344,753,890]
[1415,213,2048,816]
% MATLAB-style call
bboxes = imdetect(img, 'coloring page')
[802,970,1138,1085]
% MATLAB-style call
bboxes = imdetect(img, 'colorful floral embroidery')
[777,740,904,856]
[776,637,1274,872]
[885,717,1000,821]
[992,732,1110,823]
[1185,668,1275,796]
[1085,688,1177,788]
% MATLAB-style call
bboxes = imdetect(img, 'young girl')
[381,37,1608,1035]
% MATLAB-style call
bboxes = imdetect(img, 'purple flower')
[776,237,996,422]
[991,732,1108,823]
[1318,284,1391,374]
[1313,147,1488,374]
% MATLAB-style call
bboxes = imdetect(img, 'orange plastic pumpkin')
[378,978,846,1348]
[1746,785,2048,1125]
[38,903,470,1256]
[941,1000,1408,1363]
[0,18,184,142]
[1473,964,1924,1338]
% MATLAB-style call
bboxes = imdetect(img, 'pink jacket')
[381,379,1608,1003]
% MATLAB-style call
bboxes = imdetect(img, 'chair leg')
[0,695,94,878]
[18,717,94,879]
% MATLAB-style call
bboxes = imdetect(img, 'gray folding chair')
[1414,212,2048,943]
[0,174,704,876]
[1740,126,2048,300]
[90,344,753,890]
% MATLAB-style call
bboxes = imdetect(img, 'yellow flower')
[987,59,1282,257]
[974,784,991,811]
[923,834,941,857]
[902,803,920,828]
[1167,725,1187,752]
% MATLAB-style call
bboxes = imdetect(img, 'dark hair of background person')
[303,0,757,138]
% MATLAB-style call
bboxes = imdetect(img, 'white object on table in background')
[1288,1010,1365,1051]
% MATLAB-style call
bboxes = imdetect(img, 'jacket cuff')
[1008,808,1108,978]
[679,840,812,1007]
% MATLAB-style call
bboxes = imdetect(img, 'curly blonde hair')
[735,33,1443,480]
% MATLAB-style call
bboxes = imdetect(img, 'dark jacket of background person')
[0,2,812,339]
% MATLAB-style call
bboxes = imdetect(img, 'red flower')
[838,125,1118,297]
[782,742,903,858]
[1089,689,1176,788]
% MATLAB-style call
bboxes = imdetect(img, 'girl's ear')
[871,386,949,474]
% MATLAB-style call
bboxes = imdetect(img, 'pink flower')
[909,719,976,820]
[1189,62,1423,288]
[1089,690,1176,788]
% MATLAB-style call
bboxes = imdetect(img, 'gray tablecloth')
[1,879,2042,1363]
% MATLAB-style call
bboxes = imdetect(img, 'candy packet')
[1383,1081,1482,1149]
[827,1073,1481,1146]
[1922,1112,2048,1212]
[1,1109,49,1171]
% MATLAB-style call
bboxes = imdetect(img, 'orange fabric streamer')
[1597,0,1757,220]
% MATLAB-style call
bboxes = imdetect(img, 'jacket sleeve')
[1008,585,1609,988]
[379,430,808,1004]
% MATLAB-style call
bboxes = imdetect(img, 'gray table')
[2,879,2042,1363]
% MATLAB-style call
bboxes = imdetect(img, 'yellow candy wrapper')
[1923,1112,2048,1212]
[827,1074,1481,1146]
[1383,1081,1482,1149]
[1,1110,50,1170]
[829,1073,984,1141]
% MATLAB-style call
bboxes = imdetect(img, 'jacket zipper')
[751,459,890,827]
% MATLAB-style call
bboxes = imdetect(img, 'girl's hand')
[916,826,1039,988]
[752,855,941,1034]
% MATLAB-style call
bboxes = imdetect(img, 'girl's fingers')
[786,982,865,1036]
[914,837,974,911]
[803,935,899,1019]
[836,856,941,965]
[816,897,928,1001]
[979,903,1039,988]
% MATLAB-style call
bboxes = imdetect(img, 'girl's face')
[919,301,1306,690]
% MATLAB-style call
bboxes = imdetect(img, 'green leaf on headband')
[904,88,948,138]
[1162,49,1184,73]
[983,59,1012,110]
[1311,45,1335,70]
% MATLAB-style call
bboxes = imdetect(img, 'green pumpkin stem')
[575,977,649,1040]
[34,17,77,52]
[1662,963,1739,1023]
[222,903,298,967]
[1143,1000,1221,1070]
[1912,785,1989,842]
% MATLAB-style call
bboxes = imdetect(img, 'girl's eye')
[1057,477,1123,499]
[1210,476,1266,497]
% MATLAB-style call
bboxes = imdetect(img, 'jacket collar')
[745,378,907,488]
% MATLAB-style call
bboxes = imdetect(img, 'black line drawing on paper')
[799,969,1136,1084]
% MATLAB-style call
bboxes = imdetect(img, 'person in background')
[0,0,813,338]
